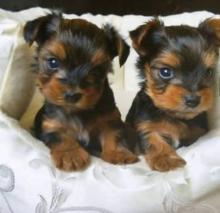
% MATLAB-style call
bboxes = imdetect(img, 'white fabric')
[0,8,220,213]
[1,109,220,213]
[0,12,35,119]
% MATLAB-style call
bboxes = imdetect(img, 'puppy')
[23,12,138,171]
[126,18,220,172]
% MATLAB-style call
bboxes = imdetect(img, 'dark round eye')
[47,57,59,70]
[59,78,68,84]
[80,79,93,88]
[159,67,174,80]
[205,68,213,78]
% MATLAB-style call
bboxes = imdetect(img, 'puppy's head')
[24,12,129,111]
[130,18,220,119]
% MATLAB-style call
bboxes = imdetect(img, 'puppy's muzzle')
[64,91,82,103]
[184,94,201,108]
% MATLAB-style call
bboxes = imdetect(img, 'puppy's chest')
[67,115,90,145]
[54,110,108,140]
[56,114,92,146]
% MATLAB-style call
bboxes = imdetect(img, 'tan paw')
[51,147,90,171]
[145,152,186,172]
[101,150,139,165]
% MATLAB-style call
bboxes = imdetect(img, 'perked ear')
[198,18,220,46]
[103,24,130,66]
[23,11,62,46]
[129,18,165,56]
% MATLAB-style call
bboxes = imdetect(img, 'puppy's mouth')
[47,93,83,109]
[64,92,82,103]
[165,105,207,120]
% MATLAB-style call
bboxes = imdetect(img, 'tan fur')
[44,118,90,171]
[38,75,67,105]
[51,138,90,171]
[44,41,66,60]
[42,119,64,132]
[74,86,104,111]
[131,19,161,56]
[152,51,180,68]
[27,14,133,171]
[203,51,218,67]
[137,120,188,146]
[147,71,187,110]
[100,128,138,164]
[144,132,186,171]
[87,109,121,132]
[91,49,110,65]
[145,65,214,119]
[203,19,220,44]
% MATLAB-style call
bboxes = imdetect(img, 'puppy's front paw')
[51,147,90,171]
[145,152,186,172]
[101,150,139,164]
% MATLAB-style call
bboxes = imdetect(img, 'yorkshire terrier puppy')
[126,17,220,172]
[23,12,138,171]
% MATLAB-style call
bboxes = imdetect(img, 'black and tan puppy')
[126,18,220,171]
[23,12,138,171]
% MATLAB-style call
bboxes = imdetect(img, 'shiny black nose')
[64,91,82,103]
[184,95,200,108]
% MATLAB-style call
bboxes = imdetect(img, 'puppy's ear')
[199,18,220,46]
[103,24,130,66]
[129,18,165,57]
[23,11,62,46]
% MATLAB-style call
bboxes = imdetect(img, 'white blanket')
[0,109,220,213]
[0,8,220,213]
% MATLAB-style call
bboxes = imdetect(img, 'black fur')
[135,24,216,91]
[127,18,217,152]
[23,13,137,170]
[126,90,208,149]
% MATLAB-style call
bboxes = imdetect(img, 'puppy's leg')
[100,127,138,164]
[50,136,90,171]
[137,120,186,172]
[144,133,186,172]
[41,119,90,171]
[181,126,207,146]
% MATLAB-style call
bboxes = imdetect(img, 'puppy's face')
[130,18,220,119]
[24,13,129,111]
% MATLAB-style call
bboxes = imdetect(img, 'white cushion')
[0,17,34,119]
[1,109,220,212]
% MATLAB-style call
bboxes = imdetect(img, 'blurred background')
[0,0,220,15]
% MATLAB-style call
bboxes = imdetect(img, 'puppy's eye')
[80,79,93,88]
[159,67,174,80]
[59,78,68,83]
[47,57,59,70]
[205,68,213,78]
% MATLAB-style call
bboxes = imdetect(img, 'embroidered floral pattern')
[0,165,15,213]
[163,189,218,213]
[29,159,113,213]
[0,97,220,212]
